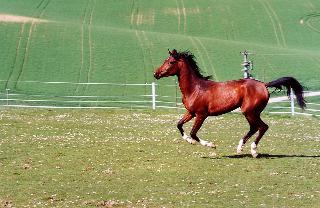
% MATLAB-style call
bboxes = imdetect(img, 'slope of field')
[0,0,320,107]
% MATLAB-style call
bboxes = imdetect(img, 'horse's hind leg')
[237,113,259,154]
[250,117,269,158]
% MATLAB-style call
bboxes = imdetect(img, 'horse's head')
[154,49,180,79]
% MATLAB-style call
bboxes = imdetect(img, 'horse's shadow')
[223,153,320,159]
[202,153,320,159]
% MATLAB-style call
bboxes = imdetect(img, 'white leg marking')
[182,133,189,141]
[237,139,244,154]
[182,133,196,144]
[200,139,216,148]
[200,139,209,146]
[251,142,258,158]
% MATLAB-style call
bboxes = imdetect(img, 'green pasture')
[0,109,320,207]
[1,1,320,207]
[0,0,320,107]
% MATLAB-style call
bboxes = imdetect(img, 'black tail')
[266,77,306,109]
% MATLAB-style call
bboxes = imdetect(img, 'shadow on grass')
[223,153,320,159]
[201,153,320,159]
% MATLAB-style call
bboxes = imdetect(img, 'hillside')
[0,0,320,107]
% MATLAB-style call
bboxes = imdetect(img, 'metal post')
[290,88,295,116]
[151,82,156,110]
[240,50,253,79]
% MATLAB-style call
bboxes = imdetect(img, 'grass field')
[1,0,320,107]
[0,109,319,207]
[1,1,320,208]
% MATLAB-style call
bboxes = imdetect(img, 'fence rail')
[0,81,183,110]
[0,81,319,117]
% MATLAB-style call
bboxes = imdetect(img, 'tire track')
[7,0,51,91]
[74,1,89,95]
[194,37,218,81]
[123,0,137,95]
[135,29,154,86]
[306,0,315,11]
[260,54,277,78]
[301,13,320,34]
[175,0,187,33]
[306,18,320,33]
[140,30,157,92]
[84,0,96,95]
[75,0,95,96]
[17,0,51,86]
[134,30,148,85]
[16,21,36,88]
[135,36,149,93]
[180,0,187,33]
[131,2,153,86]
[4,23,26,90]
[258,0,281,47]
[174,0,181,32]
[36,0,46,9]
[132,3,147,84]
[130,0,136,27]
[264,0,286,47]
[188,36,209,78]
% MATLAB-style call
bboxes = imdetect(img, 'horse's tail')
[266,76,306,109]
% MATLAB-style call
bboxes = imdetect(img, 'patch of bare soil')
[0,14,48,23]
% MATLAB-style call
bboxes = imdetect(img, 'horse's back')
[204,79,246,115]
[205,79,269,115]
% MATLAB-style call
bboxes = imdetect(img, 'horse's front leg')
[190,114,216,148]
[177,111,195,144]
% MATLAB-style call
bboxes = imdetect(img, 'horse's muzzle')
[154,72,161,79]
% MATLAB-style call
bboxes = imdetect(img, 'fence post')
[290,88,295,115]
[6,89,10,106]
[151,82,156,110]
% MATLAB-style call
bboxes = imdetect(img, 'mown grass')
[0,108,319,207]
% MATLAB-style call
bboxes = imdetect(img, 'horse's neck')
[177,63,203,97]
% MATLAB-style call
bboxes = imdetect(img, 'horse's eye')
[170,61,176,64]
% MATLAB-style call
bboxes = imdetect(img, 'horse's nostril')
[154,72,160,79]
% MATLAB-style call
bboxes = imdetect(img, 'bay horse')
[153,49,306,158]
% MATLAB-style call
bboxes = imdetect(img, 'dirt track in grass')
[0,14,48,23]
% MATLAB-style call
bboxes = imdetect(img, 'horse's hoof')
[207,142,216,149]
[236,148,243,154]
[252,153,259,158]
[209,152,217,157]
[190,139,197,145]
[186,138,197,145]
[251,143,258,158]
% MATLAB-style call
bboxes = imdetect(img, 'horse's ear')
[168,49,179,60]
[172,49,177,55]
[171,49,179,60]
[168,49,177,55]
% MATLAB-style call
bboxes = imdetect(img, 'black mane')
[176,50,212,80]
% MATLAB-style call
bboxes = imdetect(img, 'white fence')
[0,81,182,110]
[268,91,320,117]
[0,80,319,117]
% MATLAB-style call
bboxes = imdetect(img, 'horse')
[153,49,306,158]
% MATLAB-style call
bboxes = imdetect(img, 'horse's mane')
[176,50,212,80]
